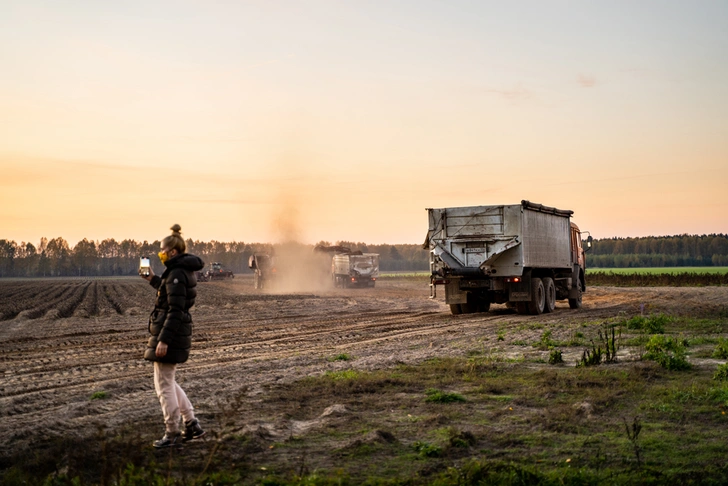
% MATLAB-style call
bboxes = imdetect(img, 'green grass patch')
[587,266,728,275]
[378,272,430,278]
[89,391,107,400]
[425,388,466,403]
[323,369,363,381]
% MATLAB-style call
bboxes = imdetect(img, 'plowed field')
[1,277,727,462]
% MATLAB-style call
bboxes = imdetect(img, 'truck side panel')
[522,208,572,269]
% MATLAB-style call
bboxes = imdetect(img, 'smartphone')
[139,257,151,277]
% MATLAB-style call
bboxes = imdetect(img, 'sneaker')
[153,432,182,449]
[183,418,206,442]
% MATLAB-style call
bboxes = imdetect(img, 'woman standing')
[141,224,206,448]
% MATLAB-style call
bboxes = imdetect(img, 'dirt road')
[1,276,726,459]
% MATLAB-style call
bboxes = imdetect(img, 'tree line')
[0,237,429,278]
[588,234,728,268]
[2,233,726,277]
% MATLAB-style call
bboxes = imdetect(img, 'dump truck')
[425,200,591,315]
[331,253,380,288]
[248,254,276,290]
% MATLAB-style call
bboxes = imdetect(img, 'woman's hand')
[139,267,155,282]
[155,341,168,358]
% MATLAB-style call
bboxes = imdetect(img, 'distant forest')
[0,238,429,278]
[0,233,727,277]
[589,234,728,268]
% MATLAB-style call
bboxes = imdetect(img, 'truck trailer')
[332,253,380,288]
[248,254,276,290]
[425,200,591,315]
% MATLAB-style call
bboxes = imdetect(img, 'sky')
[1,0,727,246]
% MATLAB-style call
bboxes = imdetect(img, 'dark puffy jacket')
[144,253,205,363]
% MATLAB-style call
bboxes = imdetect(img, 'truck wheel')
[478,295,491,313]
[450,304,463,315]
[479,300,491,313]
[460,293,478,314]
[527,278,545,315]
[543,277,556,313]
[569,279,583,309]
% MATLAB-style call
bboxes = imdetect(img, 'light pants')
[153,361,195,434]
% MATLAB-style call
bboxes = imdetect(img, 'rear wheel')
[450,304,463,315]
[460,293,477,314]
[477,294,491,313]
[527,278,545,315]
[543,277,556,313]
[569,278,583,309]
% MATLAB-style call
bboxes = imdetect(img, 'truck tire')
[478,295,491,313]
[479,300,491,313]
[543,277,556,313]
[450,304,462,315]
[527,278,545,315]
[569,278,583,309]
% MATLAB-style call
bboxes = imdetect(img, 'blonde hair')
[162,224,186,253]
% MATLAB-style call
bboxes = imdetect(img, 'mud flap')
[445,279,467,304]
[508,270,531,302]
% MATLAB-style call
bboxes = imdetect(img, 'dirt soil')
[1,276,727,461]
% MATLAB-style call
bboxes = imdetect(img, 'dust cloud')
[262,140,336,294]
[265,197,333,293]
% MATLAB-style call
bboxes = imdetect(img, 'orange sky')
[2,2,727,246]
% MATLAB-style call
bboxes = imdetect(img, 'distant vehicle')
[314,244,379,288]
[425,200,591,315]
[199,262,234,282]
[331,253,380,288]
[248,254,276,290]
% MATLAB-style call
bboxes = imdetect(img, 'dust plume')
[261,137,334,293]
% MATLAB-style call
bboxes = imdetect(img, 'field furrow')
[1,275,727,462]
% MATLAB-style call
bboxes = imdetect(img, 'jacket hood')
[165,253,205,272]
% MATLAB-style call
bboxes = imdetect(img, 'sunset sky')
[2,1,727,246]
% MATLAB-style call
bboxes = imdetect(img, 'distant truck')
[332,253,380,288]
[425,200,591,315]
[248,254,276,290]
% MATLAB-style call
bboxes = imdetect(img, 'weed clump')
[643,335,691,370]
[425,388,466,403]
[533,330,558,350]
[412,440,442,457]
[625,314,670,334]
[548,349,564,365]
[714,363,728,381]
[577,324,620,367]
[90,391,107,400]
[712,338,728,359]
